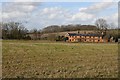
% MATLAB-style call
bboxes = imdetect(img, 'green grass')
[2,40,118,78]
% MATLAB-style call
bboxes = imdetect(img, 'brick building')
[65,33,110,43]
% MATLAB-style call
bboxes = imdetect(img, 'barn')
[65,33,110,43]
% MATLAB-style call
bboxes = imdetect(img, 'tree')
[55,35,65,41]
[109,23,117,29]
[30,28,38,40]
[95,18,108,31]
[2,22,28,39]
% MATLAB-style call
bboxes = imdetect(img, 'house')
[65,32,110,43]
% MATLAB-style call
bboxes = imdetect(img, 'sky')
[0,0,119,30]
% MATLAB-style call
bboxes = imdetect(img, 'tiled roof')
[68,33,102,37]
[68,33,77,36]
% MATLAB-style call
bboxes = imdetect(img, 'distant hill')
[41,30,95,38]
[41,24,97,34]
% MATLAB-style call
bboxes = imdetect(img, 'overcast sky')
[0,0,119,30]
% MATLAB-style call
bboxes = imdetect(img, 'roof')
[68,33,77,36]
[68,33,102,37]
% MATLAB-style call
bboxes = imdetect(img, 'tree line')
[1,18,120,41]
[41,24,97,33]
[1,22,29,39]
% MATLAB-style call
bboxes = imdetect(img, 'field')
[2,40,118,78]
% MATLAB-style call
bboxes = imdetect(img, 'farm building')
[65,32,112,43]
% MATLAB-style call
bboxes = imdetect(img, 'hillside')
[41,30,96,38]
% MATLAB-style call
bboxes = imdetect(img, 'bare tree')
[95,18,108,31]
[2,22,28,39]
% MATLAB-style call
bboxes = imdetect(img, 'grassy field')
[2,40,118,78]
